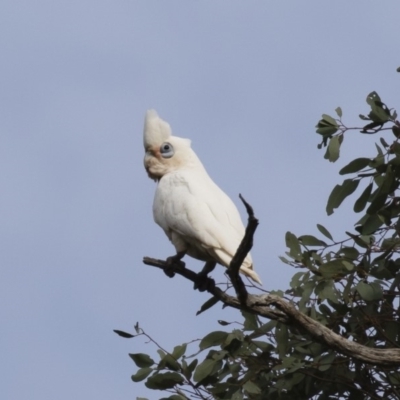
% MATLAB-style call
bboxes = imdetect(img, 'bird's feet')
[164,252,186,278]
[194,273,216,292]
[194,261,216,292]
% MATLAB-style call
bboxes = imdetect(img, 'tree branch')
[143,198,400,367]
[226,194,258,304]
[258,294,400,367]
[142,256,288,323]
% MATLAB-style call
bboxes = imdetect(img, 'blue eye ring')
[160,142,174,158]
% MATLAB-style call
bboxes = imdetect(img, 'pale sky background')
[1,2,400,399]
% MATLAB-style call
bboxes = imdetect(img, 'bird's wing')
[154,169,252,267]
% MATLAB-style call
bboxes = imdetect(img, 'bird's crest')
[143,110,172,149]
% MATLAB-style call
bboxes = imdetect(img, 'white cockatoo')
[143,110,262,285]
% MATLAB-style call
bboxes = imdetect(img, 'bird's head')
[143,110,202,180]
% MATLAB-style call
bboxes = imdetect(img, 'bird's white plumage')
[143,109,172,148]
[143,110,262,284]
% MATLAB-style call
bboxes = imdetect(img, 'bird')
[143,109,262,285]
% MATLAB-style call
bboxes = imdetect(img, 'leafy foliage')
[119,87,400,399]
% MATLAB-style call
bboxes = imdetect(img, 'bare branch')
[226,194,259,304]
[142,256,287,323]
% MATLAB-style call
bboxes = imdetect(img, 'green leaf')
[316,224,333,241]
[392,126,400,138]
[380,137,389,148]
[241,311,259,330]
[322,114,338,126]
[356,281,383,301]
[290,272,304,289]
[172,344,187,359]
[361,121,384,133]
[317,352,335,371]
[232,391,244,400]
[134,322,140,334]
[339,158,370,175]
[129,353,155,368]
[279,256,291,264]
[316,114,339,136]
[342,260,355,271]
[285,231,301,258]
[379,165,395,194]
[324,135,341,162]
[375,143,384,156]
[113,329,134,338]
[199,331,228,350]
[145,372,184,390]
[298,235,327,247]
[243,380,261,394]
[187,359,198,375]
[390,142,400,156]
[346,232,370,248]
[131,367,153,382]
[335,107,342,118]
[275,323,289,359]
[366,193,387,214]
[159,354,181,371]
[370,151,385,168]
[370,281,384,299]
[388,372,400,387]
[326,179,360,215]
[249,320,276,339]
[383,321,399,343]
[299,281,314,310]
[157,349,166,359]
[366,91,381,105]
[361,214,383,235]
[317,281,339,303]
[182,358,198,380]
[224,330,244,348]
[354,183,373,213]
[251,340,273,352]
[316,125,338,136]
[196,296,219,316]
[381,238,400,250]
[339,246,359,260]
[193,359,216,383]
[319,260,346,278]
[319,304,332,316]
[366,92,390,123]
[279,356,301,371]
[286,372,305,388]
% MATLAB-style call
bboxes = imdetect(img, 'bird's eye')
[160,142,174,158]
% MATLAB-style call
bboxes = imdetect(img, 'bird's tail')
[240,266,262,285]
[213,248,262,285]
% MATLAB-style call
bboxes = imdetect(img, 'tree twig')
[226,194,259,305]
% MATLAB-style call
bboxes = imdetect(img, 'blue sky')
[1,2,400,399]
